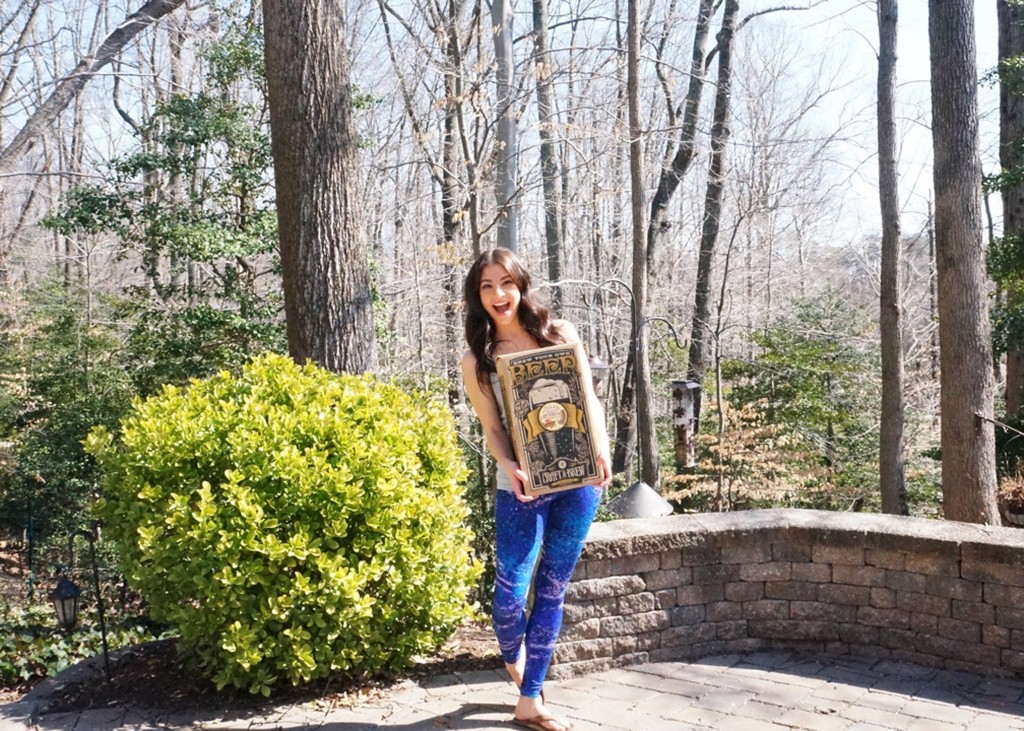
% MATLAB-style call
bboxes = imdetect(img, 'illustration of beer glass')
[528,378,571,462]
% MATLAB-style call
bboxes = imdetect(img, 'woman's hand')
[502,460,536,502]
[596,451,613,489]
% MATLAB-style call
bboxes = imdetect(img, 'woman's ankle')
[506,656,526,687]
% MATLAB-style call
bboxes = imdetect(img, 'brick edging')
[551,509,1024,679]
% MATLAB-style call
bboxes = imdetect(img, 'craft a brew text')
[540,463,589,485]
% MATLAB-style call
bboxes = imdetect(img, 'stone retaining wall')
[551,509,1024,679]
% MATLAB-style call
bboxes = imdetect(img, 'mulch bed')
[41,622,502,714]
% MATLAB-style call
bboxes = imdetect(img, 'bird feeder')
[588,355,611,402]
[671,380,701,470]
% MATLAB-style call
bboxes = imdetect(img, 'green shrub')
[0,281,135,540]
[86,353,481,695]
[720,289,879,490]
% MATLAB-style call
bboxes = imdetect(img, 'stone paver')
[3,650,1024,730]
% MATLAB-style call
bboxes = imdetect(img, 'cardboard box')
[495,342,603,496]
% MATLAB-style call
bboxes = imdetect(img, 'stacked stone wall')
[551,509,1024,680]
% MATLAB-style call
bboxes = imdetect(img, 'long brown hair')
[464,248,562,383]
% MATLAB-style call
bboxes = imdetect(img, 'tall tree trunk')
[1000,0,1024,417]
[713,220,742,508]
[442,0,466,407]
[928,201,939,389]
[491,0,517,251]
[611,0,636,478]
[646,0,715,278]
[878,0,908,515]
[627,0,658,488]
[263,0,377,374]
[533,0,562,305]
[687,0,738,432]
[928,0,997,523]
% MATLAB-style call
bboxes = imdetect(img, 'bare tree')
[999,0,1024,417]
[533,0,562,303]
[376,0,479,403]
[647,0,715,277]
[611,0,637,478]
[928,0,997,523]
[491,0,517,251]
[687,0,738,418]
[627,0,658,487]
[263,0,377,373]
[0,0,187,176]
[878,0,907,514]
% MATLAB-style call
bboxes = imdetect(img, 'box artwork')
[495,342,602,496]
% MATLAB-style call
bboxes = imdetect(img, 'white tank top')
[489,372,514,493]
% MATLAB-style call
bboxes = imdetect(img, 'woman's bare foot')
[512,694,573,731]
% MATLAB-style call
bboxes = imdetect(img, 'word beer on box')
[495,342,602,497]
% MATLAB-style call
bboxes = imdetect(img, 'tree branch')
[0,0,186,176]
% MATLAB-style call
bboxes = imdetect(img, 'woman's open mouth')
[493,302,511,315]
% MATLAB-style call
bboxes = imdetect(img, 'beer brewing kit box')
[495,341,602,496]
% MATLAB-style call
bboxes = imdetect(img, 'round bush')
[86,353,481,695]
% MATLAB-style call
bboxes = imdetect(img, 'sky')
[750,0,1000,239]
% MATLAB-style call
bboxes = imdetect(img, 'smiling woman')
[460,247,611,731]
[479,264,522,325]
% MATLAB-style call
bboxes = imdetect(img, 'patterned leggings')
[492,485,602,698]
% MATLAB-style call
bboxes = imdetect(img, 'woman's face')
[478,263,522,327]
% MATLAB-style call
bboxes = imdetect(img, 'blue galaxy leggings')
[492,485,602,698]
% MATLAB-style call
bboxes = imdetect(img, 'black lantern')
[50,528,111,680]
[588,355,611,401]
[48,576,81,631]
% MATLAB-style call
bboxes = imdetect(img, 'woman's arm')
[460,350,534,501]
[554,320,613,488]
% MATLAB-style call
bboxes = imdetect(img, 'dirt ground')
[37,621,502,714]
[0,538,502,713]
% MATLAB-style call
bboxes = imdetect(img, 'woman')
[461,248,612,731]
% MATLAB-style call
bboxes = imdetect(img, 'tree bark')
[878,0,908,515]
[1000,0,1024,416]
[611,0,636,478]
[491,0,517,251]
[687,0,738,427]
[533,0,562,305]
[612,334,637,476]
[0,0,187,176]
[646,0,715,279]
[928,0,998,523]
[627,0,658,488]
[263,0,377,374]
[441,0,467,407]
